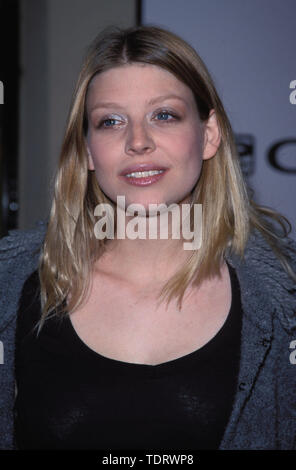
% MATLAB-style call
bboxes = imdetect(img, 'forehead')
[86,63,195,108]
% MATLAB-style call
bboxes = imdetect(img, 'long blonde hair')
[38,25,295,331]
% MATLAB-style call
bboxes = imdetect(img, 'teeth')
[125,170,164,178]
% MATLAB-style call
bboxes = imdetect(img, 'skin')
[85,63,221,287]
[69,64,231,365]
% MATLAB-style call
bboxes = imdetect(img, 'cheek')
[175,131,204,170]
[88,138,114,172]
[178,134,204,191]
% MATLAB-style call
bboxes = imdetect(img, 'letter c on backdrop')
[267,139,296,173]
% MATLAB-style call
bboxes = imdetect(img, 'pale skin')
[69,63,231,366]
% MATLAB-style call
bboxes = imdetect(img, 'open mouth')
[119,169,168,186]
[125,170,165,178]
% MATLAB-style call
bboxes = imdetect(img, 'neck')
[95,203,197,287]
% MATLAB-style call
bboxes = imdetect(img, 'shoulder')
[0,219,47,331]
[0,219,47,263]
[227,229,296,335]
[244,228,296,270]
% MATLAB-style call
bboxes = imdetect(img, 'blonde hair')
[38,25,295,331]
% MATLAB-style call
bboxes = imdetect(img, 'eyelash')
[96,109,179,130]
[152,109,179,122]
[96,117,123,129]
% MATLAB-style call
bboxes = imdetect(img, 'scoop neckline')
[63,261,240,375]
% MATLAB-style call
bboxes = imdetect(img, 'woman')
[0,25,295,450]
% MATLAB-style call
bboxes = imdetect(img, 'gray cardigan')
[0,220,296,450]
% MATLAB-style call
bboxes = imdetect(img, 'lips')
[120,163,169,176]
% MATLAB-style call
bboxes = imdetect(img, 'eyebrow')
[89,94,187,113]
[148,94,187,105]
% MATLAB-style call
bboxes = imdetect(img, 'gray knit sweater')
[0,220,296,450]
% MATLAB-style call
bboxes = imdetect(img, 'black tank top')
[14,263,242,450]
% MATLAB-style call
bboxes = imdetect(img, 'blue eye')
[154,110,178,122]
[156,111,172,120]
[101,118,120,127]
[97,115,123,129]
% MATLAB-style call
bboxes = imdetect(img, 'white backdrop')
[143,0,296,239]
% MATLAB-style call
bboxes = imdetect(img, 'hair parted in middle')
[38,24,292,332]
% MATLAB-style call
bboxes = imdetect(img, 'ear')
[202,109,221,160]
[86,143,95,170]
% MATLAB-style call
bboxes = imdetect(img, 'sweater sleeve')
[0,221,47,449]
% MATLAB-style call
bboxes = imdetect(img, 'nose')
[125,121,156,156]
